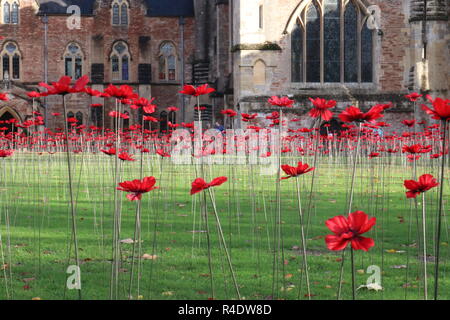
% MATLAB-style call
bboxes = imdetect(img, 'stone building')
[0,0,448,133]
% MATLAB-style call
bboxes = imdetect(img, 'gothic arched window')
[111,0,128,26]
[64,42,83,80]
[159,111,168,133]
[2,0,19,24]
[110,41,130,81]
[1,41,20,80]
[158,42,177,81]
[291,0,374,84]
[75,111,83,125]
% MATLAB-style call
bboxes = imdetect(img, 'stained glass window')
[361,21,373,83]
[306,2,320,83]
[120,4,128,25]
[324,0,340,82]
[110,41,130,81]
[291,0,374,84]
[64,43,83,79]
[11,1,18,24]
[291,22,303,82]
[3,2,10,24]
[112,4,119,25]
[344,2,358,82]
[159,42,177,81]
[1,41,20,80]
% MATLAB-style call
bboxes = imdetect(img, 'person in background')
[215,121,225,134]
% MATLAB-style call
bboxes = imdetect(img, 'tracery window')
[112,0,128,26]
[110,41,130,81]
[1,41,20,80]
[2,0,19,24]
[64,42,83,80]
[291,0,374,84]
[158,42,177,81]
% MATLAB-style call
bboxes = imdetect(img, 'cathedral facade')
[0,0,448,133]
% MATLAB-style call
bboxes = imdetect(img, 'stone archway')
[0,106,21,134]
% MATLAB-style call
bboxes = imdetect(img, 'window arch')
[168,111,176,124]
[111,0,129,26]
[253,60,266,86]
[1,0,19,24]
[158,42,177,81]
[67,111,74,122]
[110,41,130,81]
[159,111,168,133]
[291,0,374,84]
[64,42,83,80]
[1,41,20,80]
[75,111,83,125]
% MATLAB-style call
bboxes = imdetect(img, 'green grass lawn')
[0,153,448,300]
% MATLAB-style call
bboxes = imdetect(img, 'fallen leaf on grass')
[162,291,174,296]
[285,273,293,279]
[120,238,137,244]
[142,254,158,260]
[31,297,41,300]
[391,265,407,269]
[386,249,405,253]
[357,283,383,291]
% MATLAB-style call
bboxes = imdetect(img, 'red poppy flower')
[339,105,385,123]
[84,87,103,97]
[91,103,103,108]
[180,84,215,97]
[167,106,179,112]
[325,211,376,251]
[118,152,135,161]
[280,161,315,180]
[101,147,116,156]
[241,113,257,122]
[421,97,450,121]
[39,75,89,96]
[221,109,238,117]
[402,144,432,154]
[156,149,171,157]
[268,96,294,108]
[369,152,380,159]
[308,97,336,121]
[404,174,439,198]
[401,119,416,127]
[405,92,423,102]
[27,91,41,99]
[266,111,280,120]
[190,176,227,195]
[52,112,61,116]
[117,176,158,201]
[0,150,13,157]
[104,84,138,100]
[143,116,158,122]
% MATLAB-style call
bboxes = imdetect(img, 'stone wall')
[0,0,196,129]
[231,0,448,122]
